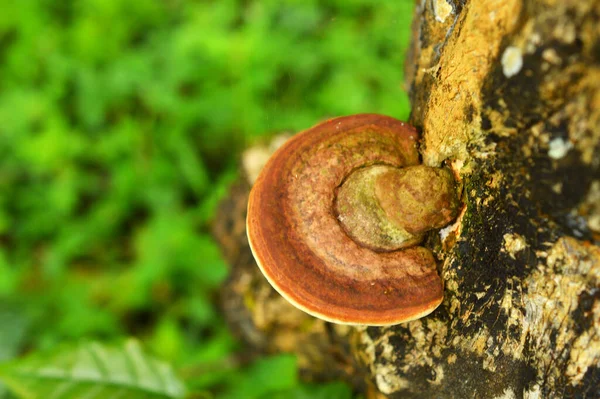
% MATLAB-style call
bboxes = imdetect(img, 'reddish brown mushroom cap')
[247,114,445,325]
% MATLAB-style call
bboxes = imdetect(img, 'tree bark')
[213,0,600,397]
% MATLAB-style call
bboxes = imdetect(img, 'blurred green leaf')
[0,252,18,295]
[0,301,30,398]
[150,318,184,364]
[220,354,298,399]
[270,381,354,399]
[0,339,186,399]
[0,306,28,361]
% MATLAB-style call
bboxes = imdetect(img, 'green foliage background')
[0,0,414,397]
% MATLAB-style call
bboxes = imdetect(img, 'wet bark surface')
[213,0,600,397]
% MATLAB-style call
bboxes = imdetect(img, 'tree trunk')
[213,0,600,397]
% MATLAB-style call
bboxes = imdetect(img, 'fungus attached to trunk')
[247,114,459,325]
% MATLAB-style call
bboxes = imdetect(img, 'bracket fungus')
[247,114,459,325]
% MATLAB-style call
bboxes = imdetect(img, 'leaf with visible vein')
[0,339,186,399]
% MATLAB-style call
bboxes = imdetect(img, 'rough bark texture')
[213,0,600,397]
